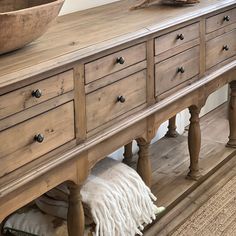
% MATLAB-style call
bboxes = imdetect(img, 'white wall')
[60,1,228,160]
[61,0,119,14]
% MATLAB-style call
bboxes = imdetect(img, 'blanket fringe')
[81,162,159,236]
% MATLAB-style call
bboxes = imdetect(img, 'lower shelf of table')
[131,102,236,225]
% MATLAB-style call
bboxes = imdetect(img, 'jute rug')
[170,175,236,236]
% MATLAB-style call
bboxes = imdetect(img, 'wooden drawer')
[0,70,74,120]
[0,102,75,177]
[86,70,147,132]
[85,43,146,84]
[155,23,199,55]
[206,8,236,34]
[206,29,236,69]
[155,46,200,96]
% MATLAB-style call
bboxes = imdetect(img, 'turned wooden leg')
[123,141,133,166]
[165,115,178,138]
[68,185,84,236]
[137,139,152,187]
[226,81,236,148]
[187,106,202,180]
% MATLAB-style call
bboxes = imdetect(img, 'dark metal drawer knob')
[117,96,126,103]
[177,67,185,74]
[116,57,125,65]
[34,134,44,143]
[32,89,42,98]
[176,34,184,40]
[223,45,229,51]
[223,15,230,22]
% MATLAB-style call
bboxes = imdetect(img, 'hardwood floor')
[151,103,235,208]
[133,103,236,235]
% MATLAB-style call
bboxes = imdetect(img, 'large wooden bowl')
[0,0,65,55]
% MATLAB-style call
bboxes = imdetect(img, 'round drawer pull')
[32,89,42,98]
[223,45,229,51]
[34,134,44,143]
[177,67,185,74]
[116,57,125,65]
[117,96,126,103]
[223,15,230,22]
[176,34,184,40]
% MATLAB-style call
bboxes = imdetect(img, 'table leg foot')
[186,169,202,180]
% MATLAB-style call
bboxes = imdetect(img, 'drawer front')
[206,8,236,34]
[0,70,74,120]
[155,23,200,55]
[206,29,236,69]
[155,46,200,96]
[0,102,75,177]
[85,43,146,84]
[86,70,147,132]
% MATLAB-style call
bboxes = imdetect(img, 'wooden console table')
[0,0,235,235]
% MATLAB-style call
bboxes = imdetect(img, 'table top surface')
[0,0,235,89]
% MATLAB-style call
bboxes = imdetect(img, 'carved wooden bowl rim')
[0,0,65,15]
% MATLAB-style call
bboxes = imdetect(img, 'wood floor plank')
[145,149,236,235]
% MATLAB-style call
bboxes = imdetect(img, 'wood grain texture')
[205,22,236,41]
[74,65,87,142]
[0,3,235,234]
[199,17,206,77]
[85,61,147,94]
[86,70,147,131]
[137,139,152,187]
[67,184,85,236]
[155,46,200,95]
[0,0,65,55]
[0,0,235,88]
[154,38,200,64]
[146,135,236,236]
[86,103,147,138]
[88,120,147,169]
[155,23,200,55]
[0,102,75,177]
[165,116,178,138]
[0,70,73,120]
[128,104,236,236]
[0,91,73,132]
[145,104,236,234]
[206,7,236,34]
[187,106,202,180]
[85,43,146,83]
[0,158,77,222]
[206,29,236,69]
[0,62,235,199]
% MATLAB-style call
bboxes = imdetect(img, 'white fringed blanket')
[36,157,165,236]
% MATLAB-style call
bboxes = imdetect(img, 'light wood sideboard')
[0,0,235,235]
